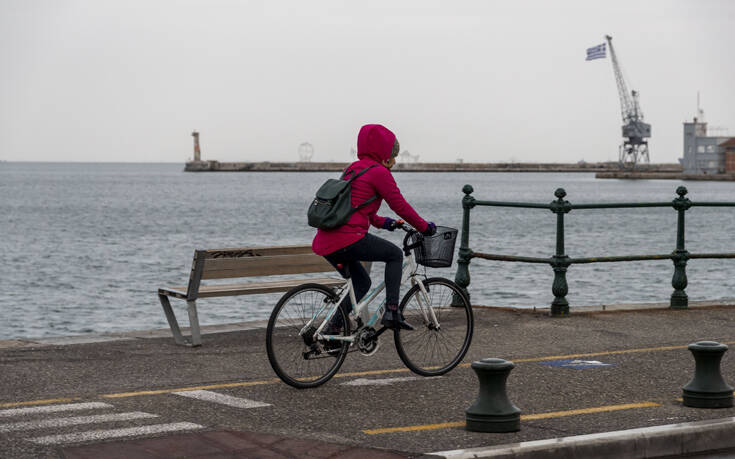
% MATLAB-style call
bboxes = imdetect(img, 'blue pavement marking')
[540,359,615,369]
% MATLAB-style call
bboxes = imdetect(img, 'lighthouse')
[192,130,201,162]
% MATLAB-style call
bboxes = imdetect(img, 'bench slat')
[203,245,314,259]
[201,254,334,279]
[199,278,344,297]
[160,277,345,299]
[158,287,188,299]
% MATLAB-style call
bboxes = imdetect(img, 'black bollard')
[683,341,733,408]
[466,358,521,432]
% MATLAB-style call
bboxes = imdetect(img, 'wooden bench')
[157,245,355,346]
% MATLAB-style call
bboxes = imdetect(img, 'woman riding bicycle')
[312,124,436,330]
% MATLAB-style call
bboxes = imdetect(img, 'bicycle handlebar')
[397,222,423,255]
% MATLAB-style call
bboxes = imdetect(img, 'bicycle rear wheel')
[266,283,351,389]
[395,277,473,376]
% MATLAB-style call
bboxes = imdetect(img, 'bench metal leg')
[158,294,186,346]
[187,300,202,347]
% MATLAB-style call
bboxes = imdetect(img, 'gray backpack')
[307,165,378,229]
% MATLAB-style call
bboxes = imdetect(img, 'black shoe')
[380,309,414,331]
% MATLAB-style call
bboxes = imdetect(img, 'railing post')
[549,188,572,316]
[454,184,475,304]
[671,186,692,309]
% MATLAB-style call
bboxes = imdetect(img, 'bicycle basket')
[409,226,458,268]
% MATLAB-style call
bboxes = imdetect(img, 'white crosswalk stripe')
[28,422,204,445]
[0,412,158,432]
[0,402,113,418]
[0,400,203,446]
[173,390,271,409]
[341,376,421,386]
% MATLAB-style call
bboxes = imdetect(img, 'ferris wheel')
[298,142,314,162]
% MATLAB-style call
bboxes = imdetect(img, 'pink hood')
[357,124,396,163]
[311,124,429,256]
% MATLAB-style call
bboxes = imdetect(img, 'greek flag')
[586,43,606,60]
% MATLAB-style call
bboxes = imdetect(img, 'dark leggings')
[324,233,403,313]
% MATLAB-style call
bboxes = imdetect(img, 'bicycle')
[265,224,473,389]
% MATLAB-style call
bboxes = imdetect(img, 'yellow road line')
[455,341,735,369]
[514,345,689,363]
[101,379,281,398]
[362,402,662,435]
[12,340,734,404]
[333,368,412,379]
[0,398,79,408]
[102,370,412,398]
[365,421,466,434]
[101,370,410,398]
[522,402,661,420]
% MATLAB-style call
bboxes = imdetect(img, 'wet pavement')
[3,303,735,458]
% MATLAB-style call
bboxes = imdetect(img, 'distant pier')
[596,171,735,181]
[184,160,682,173]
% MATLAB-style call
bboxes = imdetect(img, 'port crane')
[605,35,651,168]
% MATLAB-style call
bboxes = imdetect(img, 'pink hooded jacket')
[312,124,430,256]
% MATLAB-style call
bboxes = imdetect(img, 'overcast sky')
[1,0,733,163]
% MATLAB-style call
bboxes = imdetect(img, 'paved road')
[3,305,735,458]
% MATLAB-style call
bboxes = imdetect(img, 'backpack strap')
[342,164,379,210]
[354,194,378,211]
[341,164,378,182]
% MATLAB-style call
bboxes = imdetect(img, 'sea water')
[2,162,735,339]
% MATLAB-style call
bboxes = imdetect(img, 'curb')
[4,300,735,349]
[430,417,735,458]
[0,320,269,349]
[58,429,428,459]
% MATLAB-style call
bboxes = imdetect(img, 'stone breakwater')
[596,171,735,181]
[185,160,683,173]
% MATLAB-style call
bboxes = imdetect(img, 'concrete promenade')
[4,302,735,458]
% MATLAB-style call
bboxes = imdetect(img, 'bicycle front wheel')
[395,277,473,376]
[266,283,350,389]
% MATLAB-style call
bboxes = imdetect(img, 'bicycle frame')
[301,248,439,344]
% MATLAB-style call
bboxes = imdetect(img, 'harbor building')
[680,118,735,174]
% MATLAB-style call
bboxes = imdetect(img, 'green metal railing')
[453,185,735,315]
